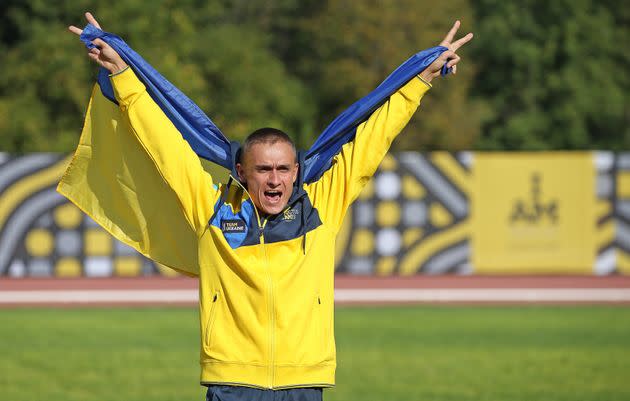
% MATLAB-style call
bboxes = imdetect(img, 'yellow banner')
[472,152,595,274]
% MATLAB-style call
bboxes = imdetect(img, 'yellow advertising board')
[3,152,626,276]
[472,153,595,273]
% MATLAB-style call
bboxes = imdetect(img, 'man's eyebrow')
[254,163,292,169]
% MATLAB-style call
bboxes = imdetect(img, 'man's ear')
[236,163,246,183]
[292,163,299,183]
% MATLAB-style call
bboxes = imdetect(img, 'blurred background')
[1,0,630,277]
[2,0,629,153]
[1,1,630,401]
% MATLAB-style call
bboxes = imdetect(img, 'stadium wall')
[0,151,627,277]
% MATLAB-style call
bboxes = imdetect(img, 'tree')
[0,1,315,152]
[283,0,482,151]
[471,0,630,150]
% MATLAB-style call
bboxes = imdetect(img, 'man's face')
[236,141,299,216]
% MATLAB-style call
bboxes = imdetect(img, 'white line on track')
[334,289,630,303]
[1,288,630,304]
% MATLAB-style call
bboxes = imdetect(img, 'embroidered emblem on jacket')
[222,219,246,233]
[283,207,299,221]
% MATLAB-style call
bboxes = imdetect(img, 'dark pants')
[205,385,323,401]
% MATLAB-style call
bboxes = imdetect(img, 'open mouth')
[264,190,282,203]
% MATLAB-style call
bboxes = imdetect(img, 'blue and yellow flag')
[58,24,449,275]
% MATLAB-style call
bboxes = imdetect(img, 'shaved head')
[240,128,297,166]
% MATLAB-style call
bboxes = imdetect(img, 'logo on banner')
[509,173,558,224]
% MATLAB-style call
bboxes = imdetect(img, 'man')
[67,12,472,401]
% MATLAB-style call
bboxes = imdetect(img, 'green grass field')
[2,306,629,401]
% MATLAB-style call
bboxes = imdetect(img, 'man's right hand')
[69,12,128,74]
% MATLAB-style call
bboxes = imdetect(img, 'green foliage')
[471,0,630,150]
[0,1,315,152]
[2,0,629,153]
[287,0,482,151]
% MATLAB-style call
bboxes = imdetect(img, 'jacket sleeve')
[110,68,219,237]
[304,76,431,233]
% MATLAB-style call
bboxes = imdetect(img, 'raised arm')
[305,21,473,232]
[69,13,219,236]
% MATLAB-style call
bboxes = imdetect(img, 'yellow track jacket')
[60,68,430,389]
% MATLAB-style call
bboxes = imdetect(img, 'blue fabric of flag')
[80,24,232,169]
[80,24,449,184]
[302,47,449,182]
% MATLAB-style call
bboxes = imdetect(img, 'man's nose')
[268,170,280,186]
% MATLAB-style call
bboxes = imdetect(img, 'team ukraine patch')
[222,219,246,233]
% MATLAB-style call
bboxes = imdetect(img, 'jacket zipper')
[229,176,275,388]
[258,216,274,388]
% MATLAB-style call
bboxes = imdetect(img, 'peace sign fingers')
[419,20,473,83]
[85,12,102,30]
[68,12,102,37]
[67,12,127,74]
[451,32,474,51]
[440,20,461,46]
[439,20,474,52]
[68,25,83,36]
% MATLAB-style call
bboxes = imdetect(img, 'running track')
[2,275,630,307]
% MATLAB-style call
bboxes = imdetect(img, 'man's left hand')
[419,20,473,83]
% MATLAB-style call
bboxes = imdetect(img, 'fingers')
[447,54,461,75]
[85,12,102,29]
[92,38,108,49]
[451,32,474,51]
[446,54,461,68]
[68,25,82,36]
[434,50,462,77]
[68,11,103,38]
[438,50,455,65]
[441,20,460,45]
[88,52,99,62]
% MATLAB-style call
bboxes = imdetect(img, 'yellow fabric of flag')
[57,85,200,276]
